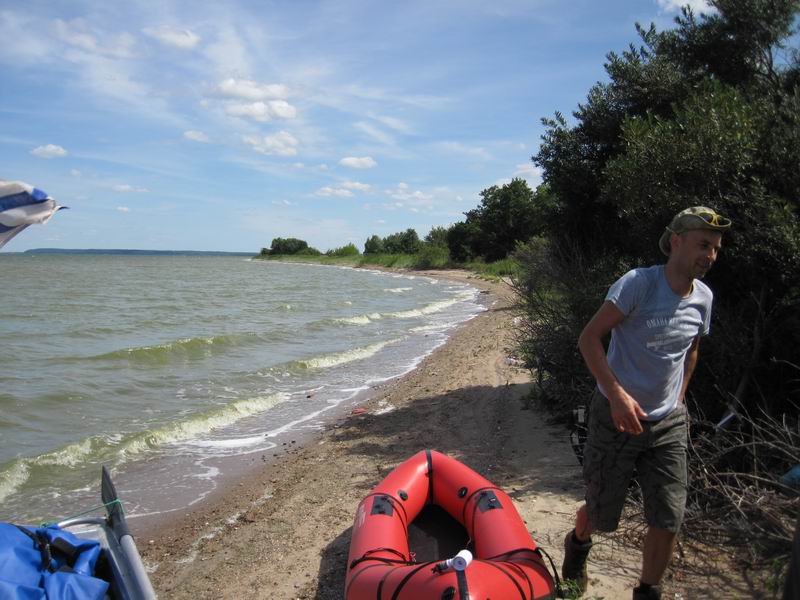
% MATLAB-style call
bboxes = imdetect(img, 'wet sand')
[138,270,748,599]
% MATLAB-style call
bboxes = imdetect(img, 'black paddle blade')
[101,466,131,538]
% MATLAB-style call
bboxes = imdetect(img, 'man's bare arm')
[578,301,647,434]
[679,336,700,404]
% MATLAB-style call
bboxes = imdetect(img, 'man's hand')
[607,387,647,435]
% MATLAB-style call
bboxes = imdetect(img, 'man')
[562,207,732,599]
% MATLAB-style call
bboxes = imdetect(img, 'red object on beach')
[345,449,556,599]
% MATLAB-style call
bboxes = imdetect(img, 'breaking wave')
[0,391,287,504]
[87,332,264,364]
[295,339,403,370]
[332,291,476,326]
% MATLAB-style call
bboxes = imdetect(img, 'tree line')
[262,177,548,265]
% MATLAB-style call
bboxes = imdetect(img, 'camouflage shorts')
[583,388,688,533]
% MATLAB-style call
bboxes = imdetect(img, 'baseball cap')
[659,206,731,256]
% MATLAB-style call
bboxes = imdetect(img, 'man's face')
[672,229,723,279]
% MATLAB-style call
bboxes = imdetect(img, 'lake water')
[0,255,485,524]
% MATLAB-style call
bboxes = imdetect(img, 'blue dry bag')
[0,522,109,599]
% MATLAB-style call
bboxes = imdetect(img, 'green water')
[0,255,483,522]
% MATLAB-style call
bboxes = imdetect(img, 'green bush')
[414,245,450,269]
[268,237,310,255]
[327,243,360,257]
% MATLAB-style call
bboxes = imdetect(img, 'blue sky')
[0,0,712,252]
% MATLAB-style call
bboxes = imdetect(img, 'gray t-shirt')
[599,265,713,420]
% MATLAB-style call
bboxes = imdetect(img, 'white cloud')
[243,131,299,156]
[54,18,99,53]
[54,18,136,58]
[70,169,82,177]
[31,144,67,158]
[217,78,289,100]
[656,0,716,13]
[184,130,210,142]
[342,181,371,192]
[142,25,201,49]
[225,100,297,122]
[316,180,371,198]
[373,115,412,133]
[117,206,130,213]
[513,163,543,186]
[340,156,377,169]
[0,12,51,64]
[385,183,434,210]
[113,184,149,193]
[203,26,253,79]
[438,141,491,161]
[272,199,292,206]
[316,186,353,198]
[354,121,394,145]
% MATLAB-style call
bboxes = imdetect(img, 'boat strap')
[14,525,81,573]
[462,486,504,550]
[349,547,415,570]
[487,546,561,600]
[535,544,564,597]
[425,449,434,506]
[480,559,528,599]
[389,561,438,600]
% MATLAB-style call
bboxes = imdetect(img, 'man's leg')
[574,503,594,541]
[641,526,677,584]
[563,390,640,593]
[563,506,595,593]
[634,404,688,599]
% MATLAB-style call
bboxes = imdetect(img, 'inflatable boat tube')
[345,449,556,599]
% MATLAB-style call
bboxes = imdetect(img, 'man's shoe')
[632,583,662,599]
[561,529,593,594]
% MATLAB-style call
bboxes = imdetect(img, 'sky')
[0,0,714,252]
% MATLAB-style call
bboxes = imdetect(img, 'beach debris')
[0,180,67,249]
[351,407,368,415]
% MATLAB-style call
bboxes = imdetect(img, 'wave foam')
[121,392,288,456]
[334,312,383,325]
[297,338,402,370]
[0,460,30,504]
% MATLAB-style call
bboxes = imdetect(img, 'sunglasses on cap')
[694,210,731,229]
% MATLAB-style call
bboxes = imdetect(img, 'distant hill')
[24,248,254,256]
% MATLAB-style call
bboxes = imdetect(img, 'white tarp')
[0,180,66,249]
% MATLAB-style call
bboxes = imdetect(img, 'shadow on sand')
[311,380,581,599]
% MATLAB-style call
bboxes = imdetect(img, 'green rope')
[41,499,124,528]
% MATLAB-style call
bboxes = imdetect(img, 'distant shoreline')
[15,248,254,256]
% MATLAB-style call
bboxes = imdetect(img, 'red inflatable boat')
[345,449,556,599]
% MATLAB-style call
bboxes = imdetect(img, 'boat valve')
[432,549,473,574]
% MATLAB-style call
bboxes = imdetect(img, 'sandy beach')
[139,269,746,599]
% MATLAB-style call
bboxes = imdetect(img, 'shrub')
[414,244,450,269]
[327,243,360,257]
